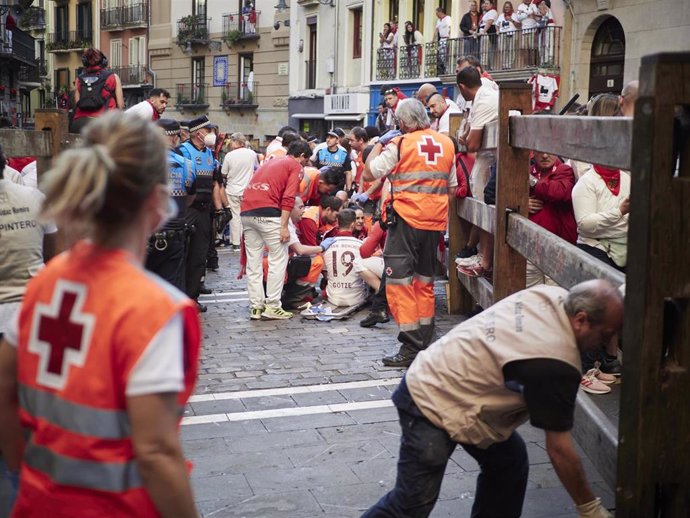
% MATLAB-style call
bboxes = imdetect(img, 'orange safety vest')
[13,241,201,518]
[299,166,321,205]
[388,129,454,231]
[303,205,335,237]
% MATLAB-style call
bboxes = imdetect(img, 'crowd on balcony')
[377,0,560,80]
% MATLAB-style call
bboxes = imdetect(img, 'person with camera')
[363,99,457,368]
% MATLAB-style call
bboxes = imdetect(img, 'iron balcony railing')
[376,26,562,81]
[305,59,316,89]
[111,65,147,86]
[176,15,209,46]
[101,2,149,29]
[46,30,93,52]
[0,24,37,64]
[222,10,260,42]
[176,83,208,107]
[221,81,258,108]
[18,7,46,31]
[18,64,42,84]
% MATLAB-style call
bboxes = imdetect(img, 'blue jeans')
[362,377,529,518]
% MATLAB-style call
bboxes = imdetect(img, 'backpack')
[77,69,114,112]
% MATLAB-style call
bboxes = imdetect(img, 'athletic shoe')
[456,246,478,259]
[455,254,482,268]
[586,362,617,384]
[250,307,263,320]
[600,356,622,376]
[294,301,312,311]
[580,374,611,395]
[457,262,488,278]
[360,309,390,328]
[198,285,212,295]
[382,352,415,368]
[262,306,293,320]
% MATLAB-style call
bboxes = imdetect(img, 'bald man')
[619,80,639,117]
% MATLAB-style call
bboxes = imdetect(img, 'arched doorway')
[588,17,625,98]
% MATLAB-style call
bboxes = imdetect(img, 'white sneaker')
[262,306,293,320]
[455,254,482,267]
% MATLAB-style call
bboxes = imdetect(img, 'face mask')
[203,133,217,148]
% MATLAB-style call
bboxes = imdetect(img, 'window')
[239,53,253,84]
[352,8,362,59]
[77,1,93,40]
[388,0,399,24]
[193,0,207,18]
[110,39,122,68]
[129,36,145,65]
[307,18,317,89]
[413,0,424,35]
[192,57,205,86]
[55,68,70,92]
[55,4,68,41]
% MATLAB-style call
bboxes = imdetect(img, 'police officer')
[144,119,196,292]
[363,98,457,368]
[178,115,216,312]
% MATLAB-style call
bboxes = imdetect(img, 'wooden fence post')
[492,84,532,302]
[617,52,690,517]
[447,112,474,314]
[34,109,69,177]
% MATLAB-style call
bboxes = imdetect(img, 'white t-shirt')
[287,219,301,248]
[20,161,38,190]
[324,236,368,307]
[436,15,452,39]
[125,100,156,121]
[468,85,499,197]
[479,9,498,34]
[4,165,24,185]
[0,179,57,305]
[516,2,540,29]
[497,13,519,32]
[222,147,258,196]
[436,100,464,135]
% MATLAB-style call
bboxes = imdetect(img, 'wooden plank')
[617,52,690,517]
[492,84,531,302]
[573,392,618,490]
[456,272,493,310]
[456,196,495,234]
[506,214,625,288]
[481,120,498,150]
[509,115,632,170]
[0,129,52,158]
[34,109,69,178]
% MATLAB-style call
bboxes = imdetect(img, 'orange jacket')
[13,241,201,517]
[389,129,454,231]
[299,166,321,206]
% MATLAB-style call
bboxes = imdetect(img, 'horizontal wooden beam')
[456,271,493,309]
[456,197,496,234]
[0,129,53,158]
[573,392,618,490]
[481,120,499,150]
[506,214,626,288]
[509,115,632,170]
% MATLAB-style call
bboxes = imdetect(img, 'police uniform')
[178,115,216,301]
[145,119,196,291]
[369,129,456,363]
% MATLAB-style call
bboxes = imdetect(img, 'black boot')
[360,309,390,328]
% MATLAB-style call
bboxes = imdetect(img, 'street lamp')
[273,19,290,30]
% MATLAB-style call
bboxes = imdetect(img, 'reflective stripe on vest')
[24,442,143,492]
[392,184,449,195]
[19,384,131,439]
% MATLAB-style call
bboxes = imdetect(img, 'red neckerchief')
[146,100,161,120]
[593,164,621,196]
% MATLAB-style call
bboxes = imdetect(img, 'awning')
[324,113,367,121]
[291,113,326,119]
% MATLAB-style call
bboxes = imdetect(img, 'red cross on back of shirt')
[419,136,442,163]
[37,291,85,376]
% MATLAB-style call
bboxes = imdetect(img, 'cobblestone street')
[182,248,614,517]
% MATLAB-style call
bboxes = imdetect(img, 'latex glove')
[379,129,402,146]
[320,237,336,251]
[576,498,613,518]
[351,192,369,204]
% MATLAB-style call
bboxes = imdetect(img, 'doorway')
[588,17,625,98]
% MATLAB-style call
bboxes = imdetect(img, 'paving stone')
[190,399,246,416]
[181,420,267,441]
[228,428,326,453]
[191,449,294,478]
[239,395,297,412]
[199,490,323,518]
[311,482,391,517]
[286,439,392,469]
[261,412,357,432]
[347,406,398,425]
[191,473,252,502]
[290,390,349,407]
[317,421,401,445]
[244,464,360,494]
[338,386,396,402]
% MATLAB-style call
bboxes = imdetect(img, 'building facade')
[150,0,289,146]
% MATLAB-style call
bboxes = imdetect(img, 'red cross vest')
[389,129,454,231]
[12,240,201,517]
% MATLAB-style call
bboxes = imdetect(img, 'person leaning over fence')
[363,98,457,368]
[0,112,201,518]
[361,280,620,518]
[125,88,170,121]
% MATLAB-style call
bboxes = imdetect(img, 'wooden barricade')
[446,52,690,514]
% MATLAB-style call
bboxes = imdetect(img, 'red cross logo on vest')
[29,281,95,390]
[418,135,443,165]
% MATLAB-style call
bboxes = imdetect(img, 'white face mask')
[203,133,217,148]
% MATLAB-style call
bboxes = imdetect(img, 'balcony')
[176,15,209,48]
[112,65,147,86]
[0,25,37,65]
[18,7,46,31]
[176,83,209,110]
[376,27,562,82]
[46,30,93,52]
[222,11,260,45]
[221,81,258,110]
[101,3,149,30]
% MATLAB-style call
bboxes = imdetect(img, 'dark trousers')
[145,232,187,292]
[577,243,626,273]
[207,209,219,270]
[384,218,440,357]
[185,205,211,299]
[371,271,388,312]
[362,378,529,518]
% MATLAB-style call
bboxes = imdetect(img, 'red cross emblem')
[418,136,443,165]
[29,281,94,390]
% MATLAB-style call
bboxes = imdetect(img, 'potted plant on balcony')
[224,29,243,45]
[177,15,207,46]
